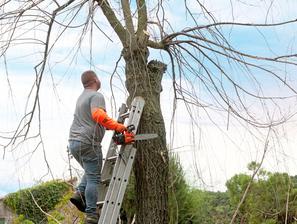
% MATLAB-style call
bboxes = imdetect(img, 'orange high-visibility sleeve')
[92,108,125,132]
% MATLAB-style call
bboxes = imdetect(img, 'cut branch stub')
[123,47,166,103]
[147,60,167,94]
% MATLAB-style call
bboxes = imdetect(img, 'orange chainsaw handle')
[124,131,135,144]
[123,125,135,144]
[112,125,135,144]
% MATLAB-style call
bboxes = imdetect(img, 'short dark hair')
[81,70,97,88]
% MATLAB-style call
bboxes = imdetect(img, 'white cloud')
[185,0,297,23]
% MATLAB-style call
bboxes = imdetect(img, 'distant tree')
[123,153,232,224]
[226,164,297,224]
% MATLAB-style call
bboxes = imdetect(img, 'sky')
[1,0,297,197]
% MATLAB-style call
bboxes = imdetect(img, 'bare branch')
[167,33,297,66]
[178,18,297,35]
[121,0,136,45]
[136,0,147,38]
[230,128,271,223]
[94,0,127,46]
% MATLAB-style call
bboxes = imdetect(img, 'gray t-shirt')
[69,89,106,146]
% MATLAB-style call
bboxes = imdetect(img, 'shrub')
[4,180,70,223]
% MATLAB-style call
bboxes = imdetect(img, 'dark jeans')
[68,140,102,215]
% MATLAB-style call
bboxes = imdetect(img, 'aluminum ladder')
[97,96,145,224]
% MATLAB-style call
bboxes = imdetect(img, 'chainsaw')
[113,124,158,145]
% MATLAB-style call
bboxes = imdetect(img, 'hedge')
[4,180,70,223]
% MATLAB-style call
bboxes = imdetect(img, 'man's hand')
[115,123,127,133]
[112,130,135,145]
[124,131,135,144]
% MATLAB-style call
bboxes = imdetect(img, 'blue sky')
[1,0,297,196]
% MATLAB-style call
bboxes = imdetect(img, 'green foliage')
[226,162,297,224]
[113,160,297,223]
[172,188,231,224]
[247,161,260,172]
[168,154,189,223]
[47,210,64,223]
[47,190,84,224]
[121,153,232,224]
[4,180,70,223]
[247,161,269,179]
[168,154,231,224]
[226,173,251,211]
[12,215,34,224]
[7,159,296,224]
[261,219,277,224]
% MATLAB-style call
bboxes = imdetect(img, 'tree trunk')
[123,46,169,224]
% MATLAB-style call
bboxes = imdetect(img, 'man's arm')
[91,107,126,133]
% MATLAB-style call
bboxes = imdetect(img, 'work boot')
[85,213,99,224]
[70,191,86,212]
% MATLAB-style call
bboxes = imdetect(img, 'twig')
[230,128,271,224]
[28,190,62,224]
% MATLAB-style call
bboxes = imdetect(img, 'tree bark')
[95,0,169,221]
[123,46,169,224]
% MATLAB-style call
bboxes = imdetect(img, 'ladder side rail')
[97,104,128,203]
[98,145,133,222]
[110,147,137,223]
[99,101,140,223]
[125,98,145,134]
[98,97,145,224]
[108,99,146,222]
[99,145,133,223]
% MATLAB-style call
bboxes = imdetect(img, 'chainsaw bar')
[134,133,158,141]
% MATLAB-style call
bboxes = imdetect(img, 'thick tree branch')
[136,0,147,38]
[147,39,166,49]
[94,0,127,46]
[121,0,136,46]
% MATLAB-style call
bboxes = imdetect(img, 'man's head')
[81,70,101,90]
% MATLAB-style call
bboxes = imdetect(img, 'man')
[68,70,128,224]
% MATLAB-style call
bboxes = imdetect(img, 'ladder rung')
[106,155,118,163]
[101,178,111,185]
[96,201,105,208]
[120,111,130,119]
